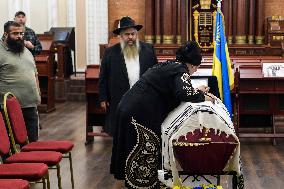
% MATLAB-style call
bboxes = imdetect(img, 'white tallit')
[158,99,241,188]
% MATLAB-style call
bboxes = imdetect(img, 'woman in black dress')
[110,41,216,189]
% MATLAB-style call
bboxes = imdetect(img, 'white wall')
[76,0,86,71]
[0,0,10,36]
[0,0,107,72]
[86,0,108,66]
[58,0,68,27]
[0,0,68,34]
[30,0,49,33]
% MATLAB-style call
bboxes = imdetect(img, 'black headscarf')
[176,41,202,66]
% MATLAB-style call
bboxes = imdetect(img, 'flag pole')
[217,0,222,9]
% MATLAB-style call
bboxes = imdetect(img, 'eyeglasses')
[9,32,24,36]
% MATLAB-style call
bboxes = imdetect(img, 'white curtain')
[67,0,76,27]
[47,0,57,28]
[86,0,108,65]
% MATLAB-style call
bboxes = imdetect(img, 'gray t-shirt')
[0,41,40,108]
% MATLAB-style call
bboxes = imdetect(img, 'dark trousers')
[22,107,39,142]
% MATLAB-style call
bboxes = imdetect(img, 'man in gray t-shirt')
[0,21,41,142]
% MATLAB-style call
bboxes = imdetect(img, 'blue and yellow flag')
[212,8,234,117]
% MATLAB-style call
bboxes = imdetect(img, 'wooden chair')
[3,92,75,189]
[0,179,30,189]
[0,113,50,189]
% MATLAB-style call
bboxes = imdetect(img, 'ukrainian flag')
[212,8,234,118]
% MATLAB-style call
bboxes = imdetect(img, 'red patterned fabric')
[0,163,48,181]
[0,179,29,189]
[5,151,62,166]
[21,141,74,153]
[177,128,237,143]
[173,128,238,174]
[0,114,11,156]
[6,97,27,144]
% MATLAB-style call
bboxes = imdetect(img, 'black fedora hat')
[113,16,143,35]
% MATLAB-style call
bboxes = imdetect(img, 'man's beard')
[6,35,25,53]
[120,38,140,60]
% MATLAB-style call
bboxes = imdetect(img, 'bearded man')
[0,21,41,142]
[99,16,158,136]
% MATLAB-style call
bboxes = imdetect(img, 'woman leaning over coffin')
[110,41,217,189]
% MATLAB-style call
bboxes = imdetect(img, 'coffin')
[173,127,238,175]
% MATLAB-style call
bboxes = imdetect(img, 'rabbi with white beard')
[99,16,158,136]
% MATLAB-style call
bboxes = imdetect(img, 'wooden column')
[162,0,174,44]
[223,0,233,44]
[232,0,238,44]
[172,0,178,44]
[155,0,161,44]
[255,0,265,44]
[145,0,155,43]
[180,0,187,43]
[248,0,256,44]
[235,0,247,44]
[176,0,181,44]
[222,0,229,36]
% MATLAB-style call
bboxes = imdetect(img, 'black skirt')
[110,79,167,188]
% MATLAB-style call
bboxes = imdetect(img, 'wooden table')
[234,63,284,144]
[85,65,107,144]
[35,54,55,113]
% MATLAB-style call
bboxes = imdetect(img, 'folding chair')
[3,92,75,189]
[0,179,30,189]
[0,108,62,189]
[0,113,50,189]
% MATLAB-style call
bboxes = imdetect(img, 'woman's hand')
[197,85,210,93]
[100,101,109,112]
[204,92,216,103]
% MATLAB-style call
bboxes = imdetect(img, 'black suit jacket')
[98,41,157,135]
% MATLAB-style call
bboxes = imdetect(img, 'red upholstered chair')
[0,104,63,189]
[0,164,49,189]
[172,127,239,189]
[0,113,50,189]
[0,179,30,189]
[3,92,75,189]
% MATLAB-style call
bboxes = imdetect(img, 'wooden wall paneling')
[228,0,233,44]
[255,0,265,44]
[235,0,247,44]
[172,0,177,44]
[232,0,238,44]
[180,0,187,43]
[155,0,161,44]
[176,0,181,44]
[248,0,256,44]
[145,0,155,43]
[162,0,173,44]
[222,0,229,37]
